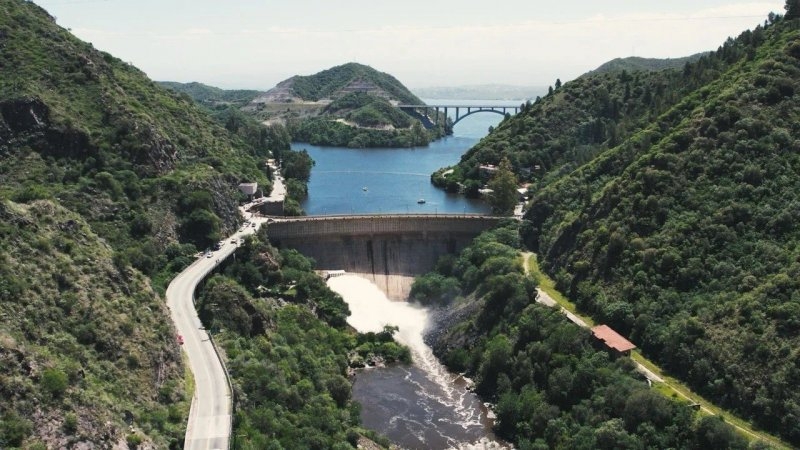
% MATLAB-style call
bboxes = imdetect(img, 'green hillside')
[158,81,262,107]
[444,10,800,445]
[0,0,274,445]
[585,53,708,76]
[287,62,423,104]
[432,40,751,194]
[255,63,446,148]
[0,200,187,448]
[417,223,752,449]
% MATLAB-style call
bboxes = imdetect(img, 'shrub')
[41,368,69,397]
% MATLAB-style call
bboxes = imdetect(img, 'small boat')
[417,198,426,204]
[362,186,368,191]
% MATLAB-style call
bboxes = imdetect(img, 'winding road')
[167,218,269,448]
[167,174,280,449]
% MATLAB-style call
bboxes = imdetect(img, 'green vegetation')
[0,0,283,445]
[585,53,708,76]
[195,228,408,448]
[487,157,519,215]
[434,23,784,191]
[260,63,448,147]
[290,116,434,148]
[158,81,261,107]
[417,222,754,449]
[435,9,800,446]
[287,62,422,104]
[0,200,188,448]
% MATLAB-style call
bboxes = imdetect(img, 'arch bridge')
[397,104,521,128]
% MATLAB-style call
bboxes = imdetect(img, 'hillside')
[252,62,423,105]
[249,63,445,148]
[416,223,751,449]
[450,12,800,445]
[0,200,187,448]
[433,26,776,196]
[158,81,262,108]
[0,0,273,445]
[585,53,708,76]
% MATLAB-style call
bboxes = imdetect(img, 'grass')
[522,252,595,326]
[522,252,791,449]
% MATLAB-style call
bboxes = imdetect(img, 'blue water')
[292,99,521,215]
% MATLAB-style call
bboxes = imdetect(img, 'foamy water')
[328,274,509,450]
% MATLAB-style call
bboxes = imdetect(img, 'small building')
[238,182,258,197]
[591,324,636,356]
[479,164,498,178]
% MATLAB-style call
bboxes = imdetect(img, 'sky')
[33,0,786,90]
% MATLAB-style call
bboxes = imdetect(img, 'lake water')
[296,100,518,449]
[292,99,521,215]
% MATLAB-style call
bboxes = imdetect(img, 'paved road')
[167,217,263,449]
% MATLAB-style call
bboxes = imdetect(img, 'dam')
[266,214,504,299]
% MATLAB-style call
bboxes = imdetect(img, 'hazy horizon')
[34,0,785,90]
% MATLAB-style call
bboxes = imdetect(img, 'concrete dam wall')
[267,215,503,300]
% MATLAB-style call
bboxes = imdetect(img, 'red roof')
[591,325,636,352]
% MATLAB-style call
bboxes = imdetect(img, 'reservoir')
[292,99,520,215]
[295,101,517,448]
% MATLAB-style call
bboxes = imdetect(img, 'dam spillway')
[266,214,504,300]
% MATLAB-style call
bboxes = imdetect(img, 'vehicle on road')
[176,334,184,345]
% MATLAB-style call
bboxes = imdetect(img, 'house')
[591,324,636,357]
[238,182,258,197]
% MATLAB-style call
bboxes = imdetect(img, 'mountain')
[252,62,423,105]
[248,63,444,148]
[437,11,800,445]
[158,81,262,108]
[585,53,708,76]
[0,0,273,445]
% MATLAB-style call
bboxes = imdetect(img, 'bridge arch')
[449,108,508,126]
[397,104,520,130]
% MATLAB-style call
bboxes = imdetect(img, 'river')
[328,275,506,450]
[296,100,517,449]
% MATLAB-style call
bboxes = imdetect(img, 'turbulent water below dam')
[328,275,507,450]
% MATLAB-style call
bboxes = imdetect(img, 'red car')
[177,334,184,345]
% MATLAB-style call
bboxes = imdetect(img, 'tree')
[555,78,562,90]
[786,0,799,19]
[487,157,518,216]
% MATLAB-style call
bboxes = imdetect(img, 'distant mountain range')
[157,81,261,107]
[413,84,547,100]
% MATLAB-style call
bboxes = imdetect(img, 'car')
[176,335,184,345]
[231,238,237,244]
[251,223,256,228]
[205,251,213,258]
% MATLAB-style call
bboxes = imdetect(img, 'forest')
[430,7,800,446]
[414,222,752,449]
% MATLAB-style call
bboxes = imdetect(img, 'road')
[522,253,663,384]
[167,212,266,449]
